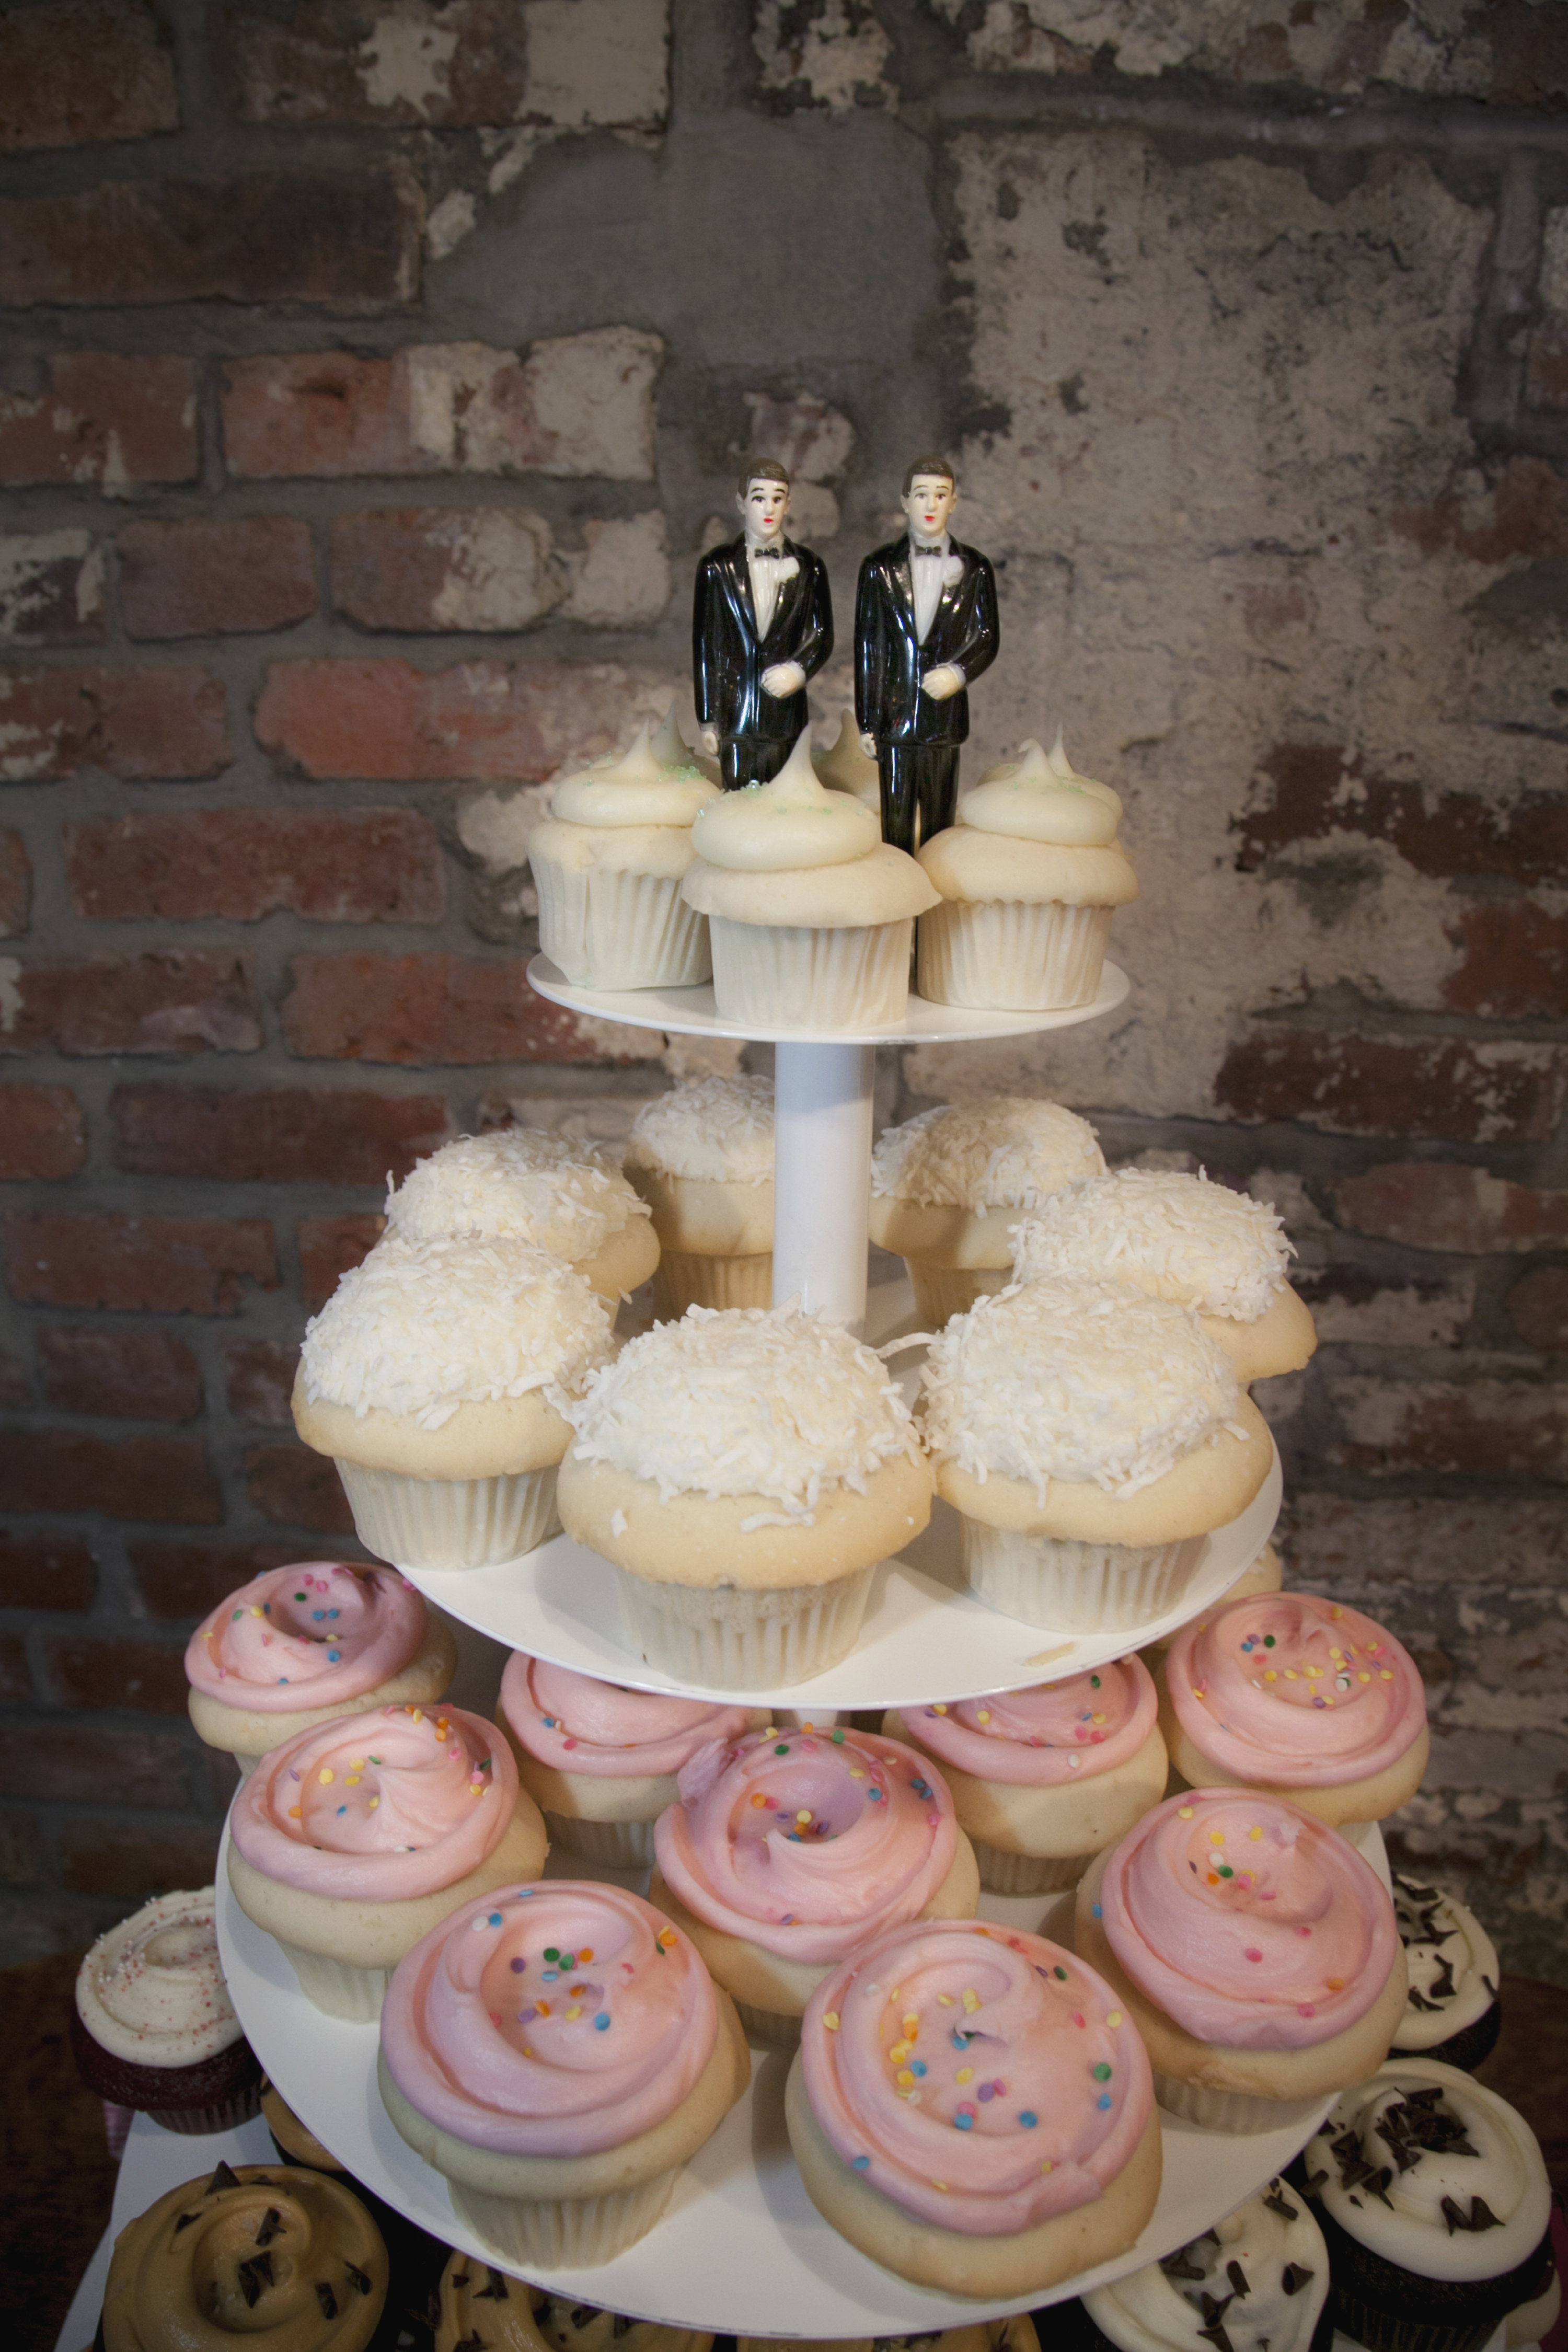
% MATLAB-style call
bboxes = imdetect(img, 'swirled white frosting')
[385,1129,652,1259]
[1392,1875,1500,2053]
[1011,1169,1292,1322]
[690,732,880,872]
[624,1075,775,1185]
[1083,2179,1330,2352]
[812,710,881,806]
[960,732,1123,846]
[550,722,718,829]
[76,1888,243,2067]
[871,1098,1104,1210]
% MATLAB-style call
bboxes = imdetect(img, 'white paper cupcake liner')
[273,1936,392,2023]
[971,1840,1087,1895]
[452,2167,677,2267]
[543,1812,658,1869]
[1153,2069,1327,2136]
[903,1259,1009,1328]
[652,1249,773,1320]
[960,1516,1203,1633]
[614,1563,876,1691]
[337,1460,559,1570]
[533,854,711,989]
[733,1998,802,2049]
[708,915,913,1028]
[918,897,1114,1011]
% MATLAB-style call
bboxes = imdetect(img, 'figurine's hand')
[761,661,805,698]
[920,663,964,702]
[700,727,719,756]
[859,732,878,760]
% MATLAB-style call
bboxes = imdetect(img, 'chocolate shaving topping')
[206,2160,240,2196]
[1482,1975,1497,1996]
[345,2262,372,2295]
[454,2336,487,2351]
[1196,2326,1234,2352]
[1406,1988,1444,2013]
[1305,2170,1328,2193]
[1397,1877,1440,1904]
[1200,2292,1234,2326]
[254,2208,282,2247]
[1227,2262,1250,2297]
[1263,2190,1299,2221]
[316,2282,338,2319]
[1281,2265,1315,2297]
[237,2252,273,2308]
[1442,2195,1504,2235]
[1163,2251,1209,2281]
[1430,1955,1457,2002]
[475,2267,509,2300]
[571,2308,597,2328]
[451,2272,471,2290]
[173,2211,197,2234]
[614,2323,633,2342]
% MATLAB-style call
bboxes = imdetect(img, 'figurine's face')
[738,476,790,544]
[903,475,957,541]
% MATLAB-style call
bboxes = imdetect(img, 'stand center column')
[771,1040,875,1331]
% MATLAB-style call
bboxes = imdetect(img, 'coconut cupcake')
[917,734,1138,1011]
[293,1231,613,1570]
[681,731,939,1027]
[558,1305,932,1689]
[71,1889,261,2136]
[1011,1168,1316,1385]
[623,1073,774,1317]
[1160,1591,1431,1830]
[227,1703,547,2020]
[1391,1874,1502,2072]
[884,1658,1167,1895]
[1070,2179,1334,2352]
[868,1096,1105,1326]
[648,1721,979,2046]
[919,1275,1274,1634]
[385,1127,659,1306]
[1076,1786,1406,2134]
[186,1560,457,1774]
[435,2249,716,2350]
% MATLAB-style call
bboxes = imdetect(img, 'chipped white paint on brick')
[0,531,99,642]
[456,781,556,874]
[425,189,478,261]
[755,0,894,110]
[524,0,669,128]
[357,7,460,113]
[566,1009,664,1060]
[1306,1273,1476,1348]
[743,390,855,483]
[403,343,517,471]
[786,482,840,541]
[428,510,561,631]
[564,511,671,626]
[963,0,1495,94]
[521,326,664,480]
[0,956,22,1032]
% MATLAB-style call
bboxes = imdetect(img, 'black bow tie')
[752,547,786,560]
[911,544,947,558]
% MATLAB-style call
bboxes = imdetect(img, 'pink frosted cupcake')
[884,1658,1167,1895]
[1076,1788,1407,2135]
[499,1652,759,1869]
[186,1560,457,1774]
[650,1723,979,2048]
[227,1703,547,2021]
[1160,1592,1429,1831]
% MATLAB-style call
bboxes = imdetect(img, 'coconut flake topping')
[385,1128,651,1259]
[301,1232,613,1431]
[871,1097,1104,1210]
[919,1274,1244,1502]
[624,1075,775,1186]
[1011,1168,1292,1321]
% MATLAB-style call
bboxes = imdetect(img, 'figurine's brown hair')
[902,455,955,495]
[737,457,791,498]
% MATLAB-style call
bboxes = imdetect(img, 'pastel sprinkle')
[1092,2062,1112,2081]
[318,1768,334,1785]
[1097,2093,1112,2111]
[1091,1903,1103,1919]
[1020,2110,1038,2127]
[956,2067,974,2085]
[953,2113,973,2131]
[1244,1947,1263,1963]
[510,1958,526,1975]
[852,2155,870,2170]
[824,2012,839,2031]
[1106,2011,1122,2028]
[1177,1806,1194,1819]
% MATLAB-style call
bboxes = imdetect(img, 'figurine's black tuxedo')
[693,535,834,791]
[854,535,999,851]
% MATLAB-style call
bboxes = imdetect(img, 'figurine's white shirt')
[908,530,953,645]
[746,539,792,639]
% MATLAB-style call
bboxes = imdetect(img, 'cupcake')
[1070,2179,1333,2352]
[812,707,882,808]
[227,1703,548,2020]
[1076,1786,1407,2134]
[884,1657,1168,1896]
[385,1126,660,1306]
[260,2079,449,2337]
[557,1305,933,1689]
[499,1651,760,1867]
[293,1231,614,1570]
[528,720,720,989]
[916,734,1138,1011]
[1139,1540,1283,1670]
[868,1097,1105,1327]
[98,2159,387,2351]
[918,1276,1274,1634]
[786,1916,1161,2300]
[378,1880,751,2268]
[1159,1590,1431,1830]
[742,2328,1036,2352]
[1010,1169,1316,1385]
[71,1889,261,2136]
[1391,1874,1502,2071]
[623,1074,774,1318]
[185,1560,458,1774]
[1298,2059,1554,2352]
[648,1721,980,2046]
[649,700,721,787]
[435,2245,714,2349]
[681,732,939,1027]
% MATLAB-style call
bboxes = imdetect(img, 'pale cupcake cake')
[648,1720,979,2046]
[919,1275,1274,1634]
[293,1231,614,1570]
[72,1889,261,2135]
[623,1072,775,1317]
[1066,2178,1333,2352]
[868,1096,1105,1326]
[1010,1168,1316,1385]
[558,1304,933,1689]
[385,1126,660,1305]
[1391,1873,1503,2071]
[1076,1787,1406,2135]
[434,2247,715,2350]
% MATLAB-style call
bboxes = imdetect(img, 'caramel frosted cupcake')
[385,1126,659,1305]
[72,1889,261,2136]
[624,1073,774,1317]
[435,2247,715,2349]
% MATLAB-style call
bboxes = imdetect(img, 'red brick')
[44,1632,188,1714]
[1472,1,1568,108]
[1527,316,1568,410]
[0,952,262,1059]
[297,1213,383,1309]
[1234,743,1568,887]
[1509,1266,1568,1355]
[0,1811,42,1884]
[0,1429,222,1521]
[0,168,422,311]
[255,656,657,780]
[1335,1163,1568,1254]
[0,532,107,645]
[0,1719,187,1805]
[223,1339,296,1426]
[223,347,544,481]
[0,353,196,488]
[1329,1377,1568,1482]
[330,506,559,632]
[0,1085,87,1180]
[128,1536,303,1620]
[67,806,444,925]
[59,1817,220,1899]
[283,951,647,1064]
[1443,901,1568,1021]
[227,0,529,123]
[37,1325,202,1423]
[1393,457,1568,566]
[0,834,32,938]
[0,1,178,151]
[0,1350,28,1409]
[244,1442,355,1535]
[110,1081,449,1184]
[1214,1030,1568,1144]
[0,1531,97,1613]
[118,516,317,641]
[0,1636,30,1703]
[0,665,228,782]
[5,1210,278,1316]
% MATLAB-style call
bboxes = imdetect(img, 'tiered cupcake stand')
[207,958,1379,2342]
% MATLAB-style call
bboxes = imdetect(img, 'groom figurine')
[855,456,999,852]
[694,459,834,791]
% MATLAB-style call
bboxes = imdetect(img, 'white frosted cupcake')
[917,733,1138,1010]
[1390,1874,1502,2072]
[624,1074,774,1317]
[648,699,721,786]
[1078,2180,1333,2352]
[1012,1168,1316,1383]
[528,721,720,988]
[811,708,882,808]
[919,1275,1275,1633]
[293,1232,614,1569]
[71,1889,261,2135]
[557,1305,933,1689]
[868,1096,1104,1325]
[681,733,939,1027]
[385,1127,659,1306]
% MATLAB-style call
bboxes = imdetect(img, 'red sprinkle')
[1244,1947,1263,1963]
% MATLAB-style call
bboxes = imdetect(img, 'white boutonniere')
[776,555,800,583]
[941,555,964,589]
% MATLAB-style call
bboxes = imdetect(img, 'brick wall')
[1,0,1565,1977]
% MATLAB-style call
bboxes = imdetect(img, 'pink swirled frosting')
[801,1919,1152,2235]
[500,1653,755,1778]
[1099,1788,1399,2049]
[380,1881,718,2157]
[1166,1592,1426,1788]
[230,1704,517,1903]
[185,1561,427,1714]
[906,1659,1157,1787]
[654,1726,958,1966]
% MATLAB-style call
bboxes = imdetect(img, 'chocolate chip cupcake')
[71,1888,261,2136]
